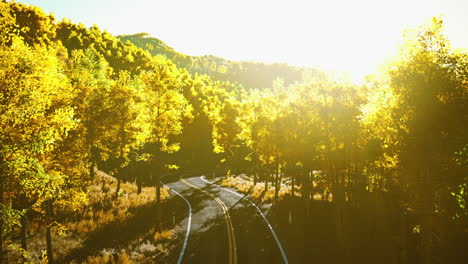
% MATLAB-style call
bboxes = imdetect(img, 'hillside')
[5,171,174,264]
[2,1,467,264]
[118,33,319,89]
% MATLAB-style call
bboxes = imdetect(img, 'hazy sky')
[17,0,468,80]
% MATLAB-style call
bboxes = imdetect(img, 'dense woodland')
[118,33,315,89]
[0,1,467,263]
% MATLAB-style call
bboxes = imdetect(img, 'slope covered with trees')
[118,33,318,89]
[1,1,467,263]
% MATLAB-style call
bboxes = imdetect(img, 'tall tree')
[0,38,75,262]
[104,71,149,196]
[360,17,468,263]
[139,57,192,204]
[65,49,114,180]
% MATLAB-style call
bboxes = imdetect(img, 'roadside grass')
[72,251,134,264]
[220,175,300,202]
[8,170,172,263]
[63,171,169,234]
[70,228,174,264]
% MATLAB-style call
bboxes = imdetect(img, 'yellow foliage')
[221,176,292,202]
[154,229,173,242]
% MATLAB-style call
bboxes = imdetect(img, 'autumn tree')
[65,49,115,180]
[104,71,150,196]
[0,38,76,262]
[209,82,246,175]
[139,56,192,204]
[360,17,468,263]
[238,83,291,199]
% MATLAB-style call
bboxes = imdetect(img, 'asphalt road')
[162,174,288,264]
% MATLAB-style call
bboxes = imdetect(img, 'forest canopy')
[0,1,467,263]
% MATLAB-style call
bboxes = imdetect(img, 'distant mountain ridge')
[118,33,318,89]
[4,0,316,89]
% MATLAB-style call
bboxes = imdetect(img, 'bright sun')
[18,0,468,83]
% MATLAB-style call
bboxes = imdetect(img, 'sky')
[17,0,468,81]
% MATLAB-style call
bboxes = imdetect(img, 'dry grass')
[7,170,171,263]
[72,226,174,264]
[70,250,135,264]
[154,229,173,242]
[220,176,296,202]
[64,171,169,234]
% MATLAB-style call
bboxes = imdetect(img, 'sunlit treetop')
[16,0,468,83]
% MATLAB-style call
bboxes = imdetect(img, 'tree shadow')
[61,174,279,263]
[60,177,227,263]
[60,194,190,262]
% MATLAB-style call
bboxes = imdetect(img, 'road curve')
[200,176,289,264]
[161,182,192,264]
[164,174,287,263]
[180,177,238,264]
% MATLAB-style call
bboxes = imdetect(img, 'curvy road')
[161,174,288,264]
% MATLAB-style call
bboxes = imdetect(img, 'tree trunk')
[0,176,4,264]
[291,171,295,197]
[420,170,433,264]
[136,163,142,194]
[21,212,27,261]
[274,144,281,202]
[137,173,142,194]
[89,162,95,179]
[115,176,121,199]
[155,170,162,230]
[45,200,54,264]
[330,161,345,255]
[301,170,307,200]
[400,208,408,264]
[156,172,161,203]
[274,163,280,201]
[306,171,311,217]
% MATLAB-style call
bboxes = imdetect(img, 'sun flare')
[17,0,468,83]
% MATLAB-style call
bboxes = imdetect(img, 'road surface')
[162,174,288,264]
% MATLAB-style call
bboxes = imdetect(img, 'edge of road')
[200,175,289,264]
[161,175,192,264]
[180,177,238,264]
